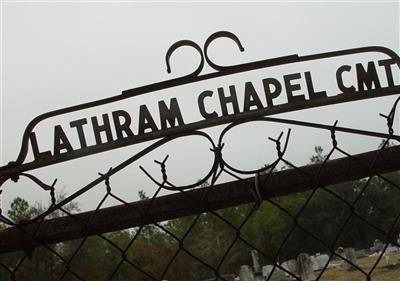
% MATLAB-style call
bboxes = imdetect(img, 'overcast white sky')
[1,1,399,212]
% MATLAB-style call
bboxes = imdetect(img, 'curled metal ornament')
[165,31,246,75]
[0,172,56,191]
[0,172,57,224]
[204,31,245,71]
[165,39,205,78]
[217,119,291,175]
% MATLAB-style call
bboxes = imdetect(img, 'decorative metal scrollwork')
[165,39,205,78]
[165,31,246,77]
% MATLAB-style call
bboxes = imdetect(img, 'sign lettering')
[1,31,399,173]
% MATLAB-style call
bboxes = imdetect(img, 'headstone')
[343,248,357,268]
[285,259,298,280]
[335,247,346,267]
[313,254,329,271]
[280,261,291,279]
[336,247,344,256]
[386,244,399,254]
[296,253,316,281]
[262,265,274,278]
[384,251,390,265]
[310,256,319,271]
[382,244,399,265]
[281,261,288,271]
[251,250,261,273]
[372,239,384,253]
[240,265,255,281]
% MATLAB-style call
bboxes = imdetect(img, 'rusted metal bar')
[0,145,399,254]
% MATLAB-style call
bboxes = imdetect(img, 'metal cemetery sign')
[1,31,400,175]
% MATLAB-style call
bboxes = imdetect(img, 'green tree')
[7,197,35,223]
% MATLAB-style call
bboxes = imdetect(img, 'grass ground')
[319,252,400,281]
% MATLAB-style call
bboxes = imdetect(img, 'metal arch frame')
[0,31,400,178]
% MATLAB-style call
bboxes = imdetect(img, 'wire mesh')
[0,98,399,281]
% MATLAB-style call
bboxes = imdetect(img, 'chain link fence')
[0,97,399,281]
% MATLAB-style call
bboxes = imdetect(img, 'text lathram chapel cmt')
[1,32,399,175]
[30,59,398,159]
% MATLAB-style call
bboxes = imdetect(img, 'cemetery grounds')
[321,252,400,281]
